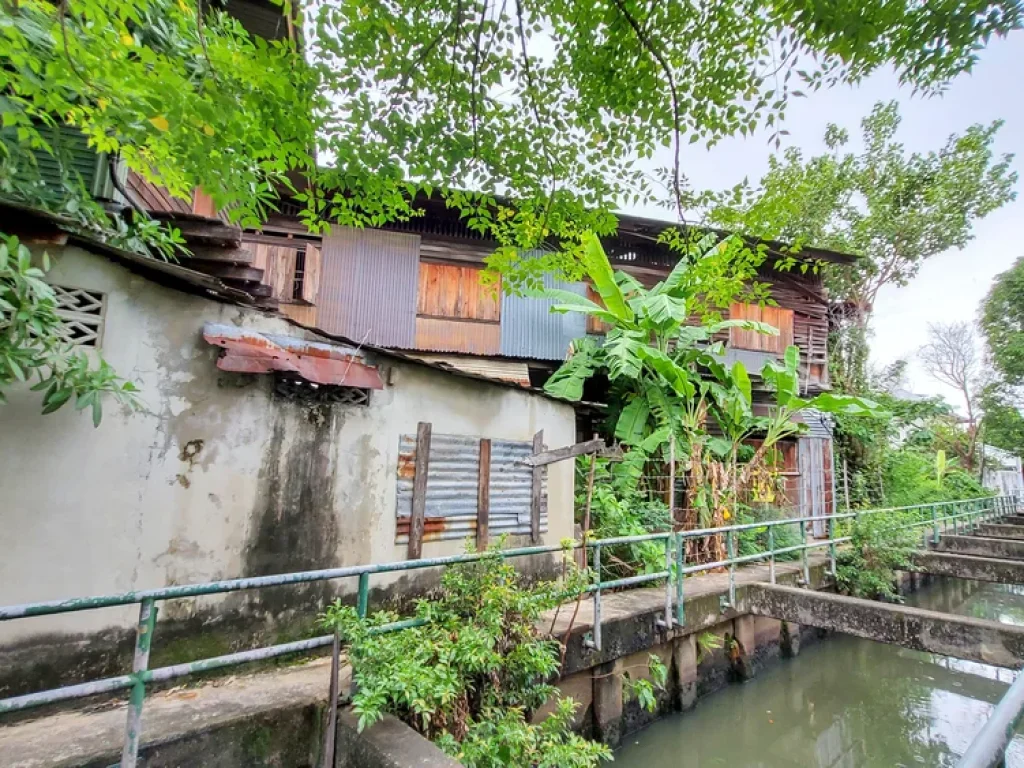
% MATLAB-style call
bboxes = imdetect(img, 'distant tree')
[919,321,984,472]
[981,256,1024,386]
[706,101,1018,392]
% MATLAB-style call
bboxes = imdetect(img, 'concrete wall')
[0,246,575,653]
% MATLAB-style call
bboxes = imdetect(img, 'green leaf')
[731,361,752,405]
[580,233,632,323]
[636,346,695,399]
[615,398,650,445]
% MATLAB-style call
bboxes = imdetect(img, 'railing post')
[727,529,736,607]
[675,533,685,626]
[357,572,369,618]
[592,544,602,651]
[661,537,673,628]
[799,520,809,586]
[121,598,157,768]
[768,525,776,585]
[828,515,836,577]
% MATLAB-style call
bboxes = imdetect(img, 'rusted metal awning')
[202,323,384,389]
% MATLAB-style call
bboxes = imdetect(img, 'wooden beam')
[476,439,491,552]
[407,422,432,560]
[531,430,543,544]
[519,438,607,467]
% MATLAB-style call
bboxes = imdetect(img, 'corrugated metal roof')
[405,353,531,386]
[317,227,419,348]
[500,272,587,361]
[414,317,501,355]
[395,432,547,543]
[202,323,384,388]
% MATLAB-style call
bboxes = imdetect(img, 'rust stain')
[396,517,471,540]
[397,452,416,479]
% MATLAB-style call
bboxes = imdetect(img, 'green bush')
[881,450,990,508]
[321,544,611,768]
[835,512,919,601]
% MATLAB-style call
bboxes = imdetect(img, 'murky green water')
[615,578,1024,767]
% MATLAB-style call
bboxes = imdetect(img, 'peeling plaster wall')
[0,246,575,649]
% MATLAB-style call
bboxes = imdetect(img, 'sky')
[619,32,1024,411]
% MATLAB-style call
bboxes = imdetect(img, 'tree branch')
[608,0,686,223]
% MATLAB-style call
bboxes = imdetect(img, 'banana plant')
[542,231,775,451]
[541,231,879,536]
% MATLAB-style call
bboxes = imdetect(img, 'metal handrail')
[0,493,1014,767]
[957,664,1024,768]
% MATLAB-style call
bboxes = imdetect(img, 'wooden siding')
[586,284,612,335]
[126,170,192,215]
[417,262,500,321]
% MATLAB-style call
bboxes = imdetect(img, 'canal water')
[615,578,1024,767]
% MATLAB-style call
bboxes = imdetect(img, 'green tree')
[982,255,1024,386]
[706,101,1017,392]
[3,1,1021,277]
[980,382,1024,458]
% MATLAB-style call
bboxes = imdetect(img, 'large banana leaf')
[581,232,633,323]
[615,398,651,445]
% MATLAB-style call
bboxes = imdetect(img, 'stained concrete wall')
[0,246,575,653]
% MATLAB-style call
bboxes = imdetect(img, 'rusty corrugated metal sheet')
[499,272,587,361]
[317,227,419,347]
[395,433,547,543]
[405,354,531,386]
[414,317,501,355]
[202,323,384,388]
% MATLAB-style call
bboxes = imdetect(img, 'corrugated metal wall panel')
[798,409,834,439]
[500,273,587,361]
[395,433,547,543]
[414,318,501,355]
[318,227,419,347]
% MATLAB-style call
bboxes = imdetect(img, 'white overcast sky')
[619,32,1024,410]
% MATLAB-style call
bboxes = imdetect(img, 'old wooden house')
[116,179,847,526]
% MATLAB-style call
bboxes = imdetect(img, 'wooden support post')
[476,438,491,552]
[408,422,432,560]
[531,430,544,544]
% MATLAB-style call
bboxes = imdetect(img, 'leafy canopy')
[3,1,1021,281]
[982,255,1024,386]
[704,101,1017,316]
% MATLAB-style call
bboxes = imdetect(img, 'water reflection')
[615,578,1024,767]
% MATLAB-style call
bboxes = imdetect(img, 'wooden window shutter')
[729,302,794,353]
[417,262,500,321]
[302,244,321,304]
[263,246,297,301]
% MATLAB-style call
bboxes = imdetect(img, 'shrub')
[835,512,919,601]
[321,544,611,768]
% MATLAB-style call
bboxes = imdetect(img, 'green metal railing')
[0,494,1016,766]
